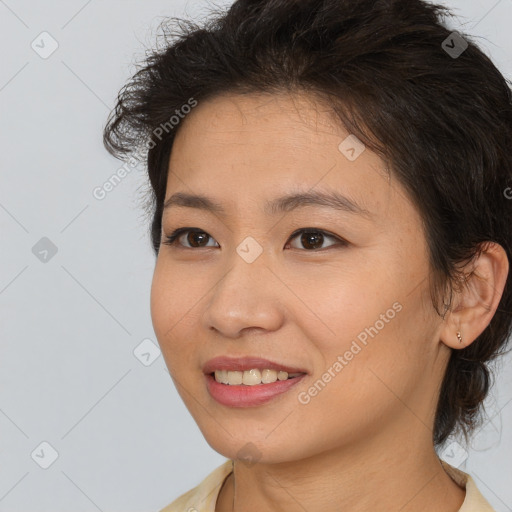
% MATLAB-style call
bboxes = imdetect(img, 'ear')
[440,242,509,349]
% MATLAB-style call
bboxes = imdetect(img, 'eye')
[162,227,347,251]
[286,228,346,250]
[163,228,220,249]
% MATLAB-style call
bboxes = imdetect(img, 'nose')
[200,254,285,339]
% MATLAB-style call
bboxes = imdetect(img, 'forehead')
[175,91,343,146]
[165,91,418,228]
[169,91,378,184]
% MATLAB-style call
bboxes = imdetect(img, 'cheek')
[150,263,172,340]
[302,275,419,403]
[296,319,415,440]
[322,301,430,422]
[150,262,198,368]
[151,258,200,330]
[296,264,395,354]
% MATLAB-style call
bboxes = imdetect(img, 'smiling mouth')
[210,369,305,385]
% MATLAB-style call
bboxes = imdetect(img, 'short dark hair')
[103,0,512,448]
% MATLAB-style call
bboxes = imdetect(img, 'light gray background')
[0,1,511,511]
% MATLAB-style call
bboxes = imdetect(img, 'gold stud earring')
[456,331,463,344]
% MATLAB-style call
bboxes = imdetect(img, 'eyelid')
[286,228,345,249]
[165,227,220,249]
[162,227,348,250]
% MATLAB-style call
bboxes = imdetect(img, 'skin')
[150,91,509,512]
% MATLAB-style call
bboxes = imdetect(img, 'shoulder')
[440,459,496,512]
[159,459,233,512]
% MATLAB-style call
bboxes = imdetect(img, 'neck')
[216,424,465,512]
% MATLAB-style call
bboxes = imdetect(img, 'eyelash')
[162,227,348,251]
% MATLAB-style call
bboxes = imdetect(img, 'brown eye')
[299,231,325,250]
[163,227,347,251]
[164,228,219,248]
[287,229,345,251]
[183,231,212,248]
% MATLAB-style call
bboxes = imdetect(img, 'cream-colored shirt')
[159,458,495,512]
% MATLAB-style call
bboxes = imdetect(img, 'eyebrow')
[162,190,373,219]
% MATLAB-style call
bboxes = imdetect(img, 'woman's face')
[151,92,449,463]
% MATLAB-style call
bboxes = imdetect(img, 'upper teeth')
[214,369,302,385]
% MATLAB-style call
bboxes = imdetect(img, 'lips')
[202,356,308,375]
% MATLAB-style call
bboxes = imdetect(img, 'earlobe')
[440,242,509,350]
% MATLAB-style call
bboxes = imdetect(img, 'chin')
[200,428,308,465]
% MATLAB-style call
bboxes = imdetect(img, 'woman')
[103,0,512,510]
